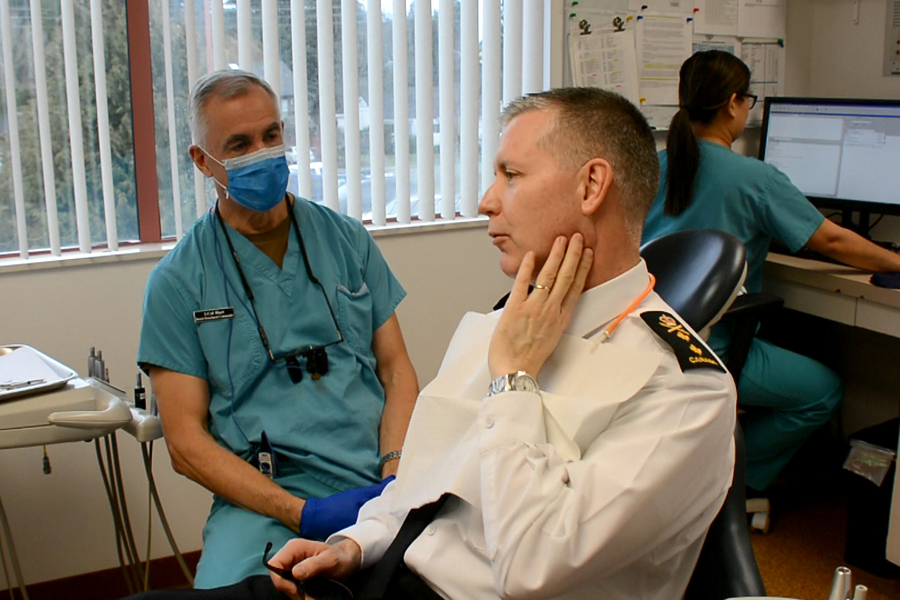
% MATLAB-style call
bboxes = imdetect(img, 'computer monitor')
[758,97,900,236]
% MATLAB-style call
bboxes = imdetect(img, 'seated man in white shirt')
[130,87,736,600]
[268,87,736,600]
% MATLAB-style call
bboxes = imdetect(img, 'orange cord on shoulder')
[594,273,656,345]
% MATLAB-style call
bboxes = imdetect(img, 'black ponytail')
[664,108,700,216]
[664,51,750,216]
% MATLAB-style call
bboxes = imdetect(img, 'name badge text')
[193,307,235,323]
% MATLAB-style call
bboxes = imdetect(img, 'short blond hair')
[501,88,659,244]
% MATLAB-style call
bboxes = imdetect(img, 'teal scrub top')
[138,197,405,497]
[642,142,824,354]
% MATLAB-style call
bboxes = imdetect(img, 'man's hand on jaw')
[488,233,594,380]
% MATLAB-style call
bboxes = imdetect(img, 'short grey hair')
[189,69,280,147]
[500,88,659,245]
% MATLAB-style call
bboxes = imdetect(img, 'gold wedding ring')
[533,284,551,291]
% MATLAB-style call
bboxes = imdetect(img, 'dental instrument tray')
[0,345,78,403]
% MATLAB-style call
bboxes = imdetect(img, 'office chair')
[640,230,767,599]
[642,229,784,534]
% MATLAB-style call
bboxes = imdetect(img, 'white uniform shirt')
[334,260,736,600]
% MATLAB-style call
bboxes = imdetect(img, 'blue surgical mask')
[204,144,290,212]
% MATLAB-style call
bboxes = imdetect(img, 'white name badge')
[193,307,235,323]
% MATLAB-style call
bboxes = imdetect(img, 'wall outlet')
[885,0,900,75]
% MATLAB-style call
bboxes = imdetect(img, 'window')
[0,0,136,257]
[0,0,556,260]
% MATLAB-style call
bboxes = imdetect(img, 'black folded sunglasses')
[262,541,353,600]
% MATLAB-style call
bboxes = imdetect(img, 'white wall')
[801,0,900,99]
[0,223,510,588]
[785,0,900,243]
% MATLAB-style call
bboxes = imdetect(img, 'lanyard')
[589,273,656,346]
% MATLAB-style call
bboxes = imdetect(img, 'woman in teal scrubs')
[644,50,900,492]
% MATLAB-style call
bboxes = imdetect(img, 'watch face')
[515,373,538,392]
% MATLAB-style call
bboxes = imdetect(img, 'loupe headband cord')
[215,199,344,356]
[287,202,344,343]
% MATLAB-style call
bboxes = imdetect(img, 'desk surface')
[764,253,900,338]
[764,253,900,310]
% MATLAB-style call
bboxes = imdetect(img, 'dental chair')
[639,228,746,338]
[640,229,767,599]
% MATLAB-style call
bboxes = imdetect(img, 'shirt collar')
[566,259,652,339]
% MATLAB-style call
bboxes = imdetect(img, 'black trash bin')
[844,417,900,579]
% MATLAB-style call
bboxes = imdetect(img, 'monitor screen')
[758,98,900,217]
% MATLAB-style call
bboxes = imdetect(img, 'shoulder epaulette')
[640,311,726,373]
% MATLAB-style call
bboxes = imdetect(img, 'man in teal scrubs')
[137,70,418,588]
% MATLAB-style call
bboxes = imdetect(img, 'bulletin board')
[566,0,786,129]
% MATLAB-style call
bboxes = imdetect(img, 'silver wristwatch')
[488,371,539,396]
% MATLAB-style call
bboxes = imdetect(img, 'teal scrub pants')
[194,500,297,589]
[193,471,340,589]
[737,337,843,491]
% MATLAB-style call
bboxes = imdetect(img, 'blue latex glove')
[300,475,395,540]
